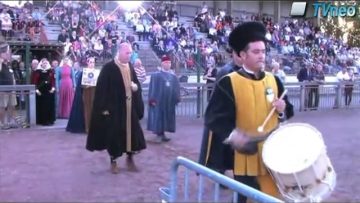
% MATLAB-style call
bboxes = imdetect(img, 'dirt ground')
[0,109,359,202]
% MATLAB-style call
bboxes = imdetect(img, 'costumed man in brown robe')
[204,22,294,202]
[82,57,97,133]
[86,42,146,174]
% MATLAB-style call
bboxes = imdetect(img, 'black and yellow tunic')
[204,67,294,197]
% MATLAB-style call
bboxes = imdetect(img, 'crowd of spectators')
[2,1,359,76]
[0,1,47,42]
[122,1,227,72]
[264,18,360,75]
[48,1,143,66]
[47,1,118,66]
[190,2,360,75]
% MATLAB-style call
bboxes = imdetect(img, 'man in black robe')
[204,22,294,202]
[198,51,241,178]
[86,42,146,174]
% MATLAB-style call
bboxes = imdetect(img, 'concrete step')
[138,56,160,66]
[46,33,59,41]
[118,25,131,30]
[137,48,159,57]
[179,16,194,23]
[137,47,161,73]
[117,22,129,27]
[44,29,60,40]
[46,28,61,32]
[120,29,136,35]
[137,49,153,54]
[136,41,151,49]
[140,58,160,67]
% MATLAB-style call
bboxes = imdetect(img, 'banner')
[81,68,100,86]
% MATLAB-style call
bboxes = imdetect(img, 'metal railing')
[159,156,283,203]
[141,81,360,118]
[1,82,357,126]
[0,85,36,126]
[142,82,206,118]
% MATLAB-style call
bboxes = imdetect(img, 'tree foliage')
[347,17,360,47]
[320,1,359,47]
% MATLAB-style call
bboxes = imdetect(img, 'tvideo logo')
[290,2,358,17]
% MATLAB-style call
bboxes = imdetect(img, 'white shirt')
[91,36,98,45]
[242,65,255,74]
[265,32,272,41]
[336,71,350,81]
[98,29,106,38]
[94,43,103,51]
[135,23,144,32]
[1,17,12,31]
[64,42,72,54]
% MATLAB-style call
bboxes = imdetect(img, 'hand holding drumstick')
[223,89,288,153]
[258,89,288,132]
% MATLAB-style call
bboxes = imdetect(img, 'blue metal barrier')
[160,156,283,203]
[0,85,36,126]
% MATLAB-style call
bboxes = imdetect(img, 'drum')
[262,123,336,202]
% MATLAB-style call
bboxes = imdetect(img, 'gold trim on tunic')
[115,59,132,152]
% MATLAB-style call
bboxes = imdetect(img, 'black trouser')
[137,32,143,41]
[233,175,260,203]
[207,89,213,102]
[307,86,319,109]
[345,85,353,106]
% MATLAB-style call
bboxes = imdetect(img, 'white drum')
[262,123,336,202]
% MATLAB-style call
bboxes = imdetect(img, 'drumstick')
[257,89,288,133]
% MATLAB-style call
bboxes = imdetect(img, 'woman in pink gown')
[56,57,75,118]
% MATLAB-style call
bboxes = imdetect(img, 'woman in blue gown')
[66,62,85,133]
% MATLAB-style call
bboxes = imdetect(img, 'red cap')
[161,55,171,62]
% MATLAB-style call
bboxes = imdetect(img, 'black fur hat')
[228,21,267,54]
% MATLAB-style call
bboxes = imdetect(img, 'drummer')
[204,21,294,202]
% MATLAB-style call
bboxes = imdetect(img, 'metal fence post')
[169,160,179,203]
[299,83,305,111]
[196,88,201,118]
[29,89,36,125]
[333,83,340,109]
[201,84,208,118]
[336,83,342,108]
[25,42,31,84]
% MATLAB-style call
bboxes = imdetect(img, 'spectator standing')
[133,58,146,84]
[271,61,286,83]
